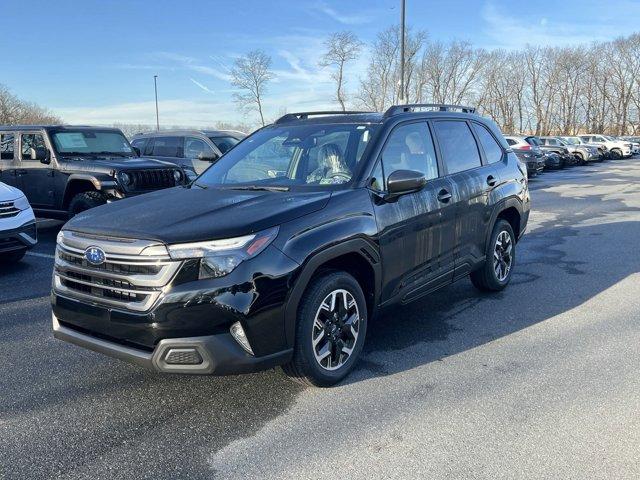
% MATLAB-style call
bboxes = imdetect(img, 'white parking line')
[26,252,55,259]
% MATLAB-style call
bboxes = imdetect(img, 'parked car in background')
[52,104,530,387]
[504,135,563,169]
[0,126,187,218]
[131,130,246,180]
[579,134,631,159]
[539,136,600,164]
[527,135,576,166]
[559,136,607,160]
[618,136,640,154]
[512,148,544,177]
[0,182,36,263]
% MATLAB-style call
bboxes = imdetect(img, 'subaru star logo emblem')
[84,246,106,266]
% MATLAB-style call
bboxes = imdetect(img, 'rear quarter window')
[472,123,503,164]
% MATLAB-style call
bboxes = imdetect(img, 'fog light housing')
[230,321,253,355]
[164,348,203,365]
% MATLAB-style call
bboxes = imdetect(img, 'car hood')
[0,182,25,201]
[64,186,332,244]
[57,156,178,173]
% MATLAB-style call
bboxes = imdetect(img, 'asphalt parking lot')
[1,159,639,479]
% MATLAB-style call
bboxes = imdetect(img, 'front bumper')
[0,211,37,253]
[52,311,292,375]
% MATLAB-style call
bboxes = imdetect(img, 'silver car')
[131,129,246,180]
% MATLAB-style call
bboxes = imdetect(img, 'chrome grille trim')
[0,202,20,218]
[54,231,181,312]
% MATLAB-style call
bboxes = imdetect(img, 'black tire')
[610,148,622,160]
[282,271,368,387]
[67,191,107,217]
[470,219,516,292]
[0,249,27,264]
[576,153,586,165]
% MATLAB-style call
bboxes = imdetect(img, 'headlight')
[118,171,132,186]
[167,226,279,279]
[13,195,31,211]
[173,170,183,183]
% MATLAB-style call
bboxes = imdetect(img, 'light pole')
[153,75,159,131]
[399,0,406,105]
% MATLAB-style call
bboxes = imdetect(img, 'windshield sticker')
[56,133,88,149]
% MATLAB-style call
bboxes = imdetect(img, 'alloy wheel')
[493,230,513,282]
[311,289,360,371]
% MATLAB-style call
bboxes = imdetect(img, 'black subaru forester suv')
[52,104,530,387]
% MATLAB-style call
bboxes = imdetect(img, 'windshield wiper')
[228,185,290,192]
[95,151,132,157]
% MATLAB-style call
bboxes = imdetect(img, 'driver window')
[379,122,438,185]
[185,137,215,159]
[20,133,46,161]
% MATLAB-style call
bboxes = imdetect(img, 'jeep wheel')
[0,249,27,264]
[471,219,515,292]
[282,271,367,387]
[68,191,107,217]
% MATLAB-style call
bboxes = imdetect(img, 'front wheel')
[471,219,516,292]
[610,148,622,160]
[67,191,107,217]
[282,271,367,387]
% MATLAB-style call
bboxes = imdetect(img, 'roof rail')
[274,111,373,124]
[384,103,477,117]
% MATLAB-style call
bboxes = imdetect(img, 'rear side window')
[433,121,481,174]
[379,122,439,183]
[1,133,14,160]
[150,136,183,157]
[20,133,46,161]
[472,123,503,164]
[209,136,240,154]
[506,138,517,146]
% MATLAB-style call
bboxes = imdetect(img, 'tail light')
[517,144,531,151]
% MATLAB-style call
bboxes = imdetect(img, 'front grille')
[129,169,177,191]
[0,201,20,219]
[54,231,182,312]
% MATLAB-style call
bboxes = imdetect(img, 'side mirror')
[132,146,141,157]
[386,170,427,197]
[198,152,220,162]
[32,147,50,164]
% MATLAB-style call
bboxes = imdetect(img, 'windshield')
[556,138,568,146]
[563,137,580,145]
[209,135,241,155]
[196,123,378,189]
[51,130,134,157]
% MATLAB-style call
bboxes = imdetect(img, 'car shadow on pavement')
[349,188,640,384]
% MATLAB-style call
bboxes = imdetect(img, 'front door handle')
[437,189,452,203]
[487,175,497,187]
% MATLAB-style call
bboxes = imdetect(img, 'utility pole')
[153,75,159,131]
[399,0,406,104]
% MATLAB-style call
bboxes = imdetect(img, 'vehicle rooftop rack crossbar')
[274,111,373,124]
[384,103,477,117]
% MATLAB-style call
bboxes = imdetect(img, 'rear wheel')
[471,219,515,292]
[0,249,27,264]
[282,271,367,387]
[67,191,107,217]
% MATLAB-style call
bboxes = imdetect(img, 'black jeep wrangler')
[0,125,187,218]
[52,105,530,387]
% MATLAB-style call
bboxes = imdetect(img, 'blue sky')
[3,0,639,126]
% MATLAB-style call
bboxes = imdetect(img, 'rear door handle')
[437,189,452,203]
[487,175,497,187]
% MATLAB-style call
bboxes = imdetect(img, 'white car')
[579,134,632,159]
[0,182,37,264]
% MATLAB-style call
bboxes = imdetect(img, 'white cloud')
[311,1,372,25]
[189,78,215,94]
[481,2,610,49]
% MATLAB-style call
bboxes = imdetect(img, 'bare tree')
[320,32,363,111]
[0,84,61,125]
[231,50,273,126]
